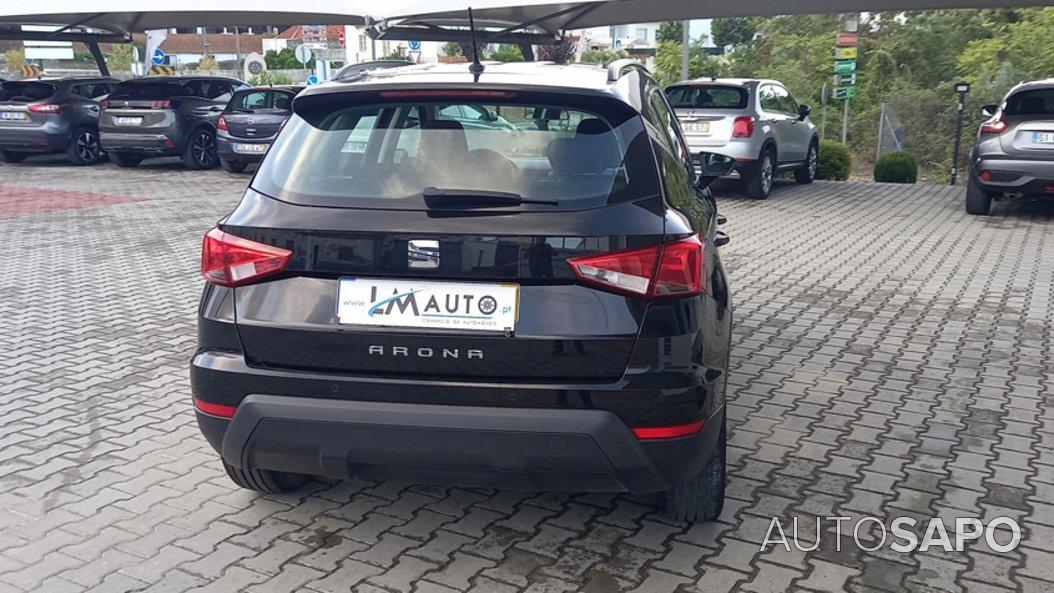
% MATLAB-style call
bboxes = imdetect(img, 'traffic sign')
[833,87,856,100]
[244,52,266,81]
[151,48,165,65]
[408,40,422,51]
[836,33,859,47]
[834,73,857,86]
[834,60,857,74]
[408,50,422,63]
[294,44,314,65]
[305,74,319,85]
[835,47,858,60]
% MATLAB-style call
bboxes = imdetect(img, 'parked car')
[216,85,303,173]
[967,79,1054,215]
[0,76,117,165]
[99,76,246,169]
[192,61,735,522]
[665,78,818,199]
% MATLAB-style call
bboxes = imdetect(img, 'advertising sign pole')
[951,82,971,185]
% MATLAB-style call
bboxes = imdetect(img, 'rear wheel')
[67,126,103,165]
[966,175,993,215]
[222,461,309,494]
[220,158,248,173]
[662,415,726,523]
[0,150,27,164]
[183,128,218,170]
[795,142,817,184]
[746,148,775,199]
[110,152,143,168]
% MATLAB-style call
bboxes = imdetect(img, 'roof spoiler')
[607,59,646,83]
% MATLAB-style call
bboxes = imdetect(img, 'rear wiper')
[230,107,254,113]
[422,187,558,208]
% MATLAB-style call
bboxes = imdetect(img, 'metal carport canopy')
[379,0,1051,38]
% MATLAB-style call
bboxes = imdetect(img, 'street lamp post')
[951,82,971,186]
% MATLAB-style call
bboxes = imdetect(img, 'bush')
[249,71,295,86]
[874,151,919,183]
[816,140,851,181]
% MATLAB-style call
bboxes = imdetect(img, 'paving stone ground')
[0,155,1052,593]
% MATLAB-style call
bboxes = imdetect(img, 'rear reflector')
[633,420,705,440]
[567,235,705,299]
[193,397,237,418]
[980,170,992,182]
[201,227,292,287]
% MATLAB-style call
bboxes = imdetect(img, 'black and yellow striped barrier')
[148,65,176,75]
[20,64,42,78]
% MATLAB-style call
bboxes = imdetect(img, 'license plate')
[337,278,519,332]
[683,121,710,134]
[233,143,268,153]
[113,116,142,126]
[1033,132,1054,144]
[0,112,27,121]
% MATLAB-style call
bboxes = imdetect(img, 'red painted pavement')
[0,185,145,219]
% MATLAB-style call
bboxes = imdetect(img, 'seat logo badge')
[408,239,440,269]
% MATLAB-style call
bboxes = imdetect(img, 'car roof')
[240,85,304,92]
[1007,78,1054,94]
[6,76,116,83]
[669,78,767,87]
[302,61,631,101]
[115,76,244,84]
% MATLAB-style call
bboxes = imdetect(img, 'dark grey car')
[0,76,117,165]
[99,76,246,169]
[216,85,302,173]
[968,79,1054,214]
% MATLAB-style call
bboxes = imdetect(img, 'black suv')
[0,76,116,165]
[99,76,246,169]
[192,61,734,522]
[216,85,302,173]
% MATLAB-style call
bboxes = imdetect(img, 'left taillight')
[217,115,228,132]
[567,235,705,300]
[201,227,292,287]
[27,102,69,113]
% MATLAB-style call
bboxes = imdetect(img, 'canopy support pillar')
[85,38,109,76]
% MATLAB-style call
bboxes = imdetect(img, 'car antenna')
[467,7,484,82]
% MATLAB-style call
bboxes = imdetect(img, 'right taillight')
[201,227,292,287]
[732,116,755,138]
[217,115,228,132]
[981,110,1007,134]
[567,235,705,300]
[148,99,172,109]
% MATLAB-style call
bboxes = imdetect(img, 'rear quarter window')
[0,81,56,102]
[665,85,748,109]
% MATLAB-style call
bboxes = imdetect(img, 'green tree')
[441,42,462,57]
[197,53,219,71]
[579,48,628,67]
[265,48,314,70]
[106,45,136,72]
[3,48,26,71]
[487,44,525,62]
[657,21,685,44]
[711,18,757,47]
[653,40,722,86]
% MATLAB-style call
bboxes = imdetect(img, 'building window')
[636,28,648,43]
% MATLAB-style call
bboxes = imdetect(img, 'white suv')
[666,78,819,199]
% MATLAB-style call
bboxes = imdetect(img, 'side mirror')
[981,104,998,118]
[798,104,812,120]
[696,152,736,189]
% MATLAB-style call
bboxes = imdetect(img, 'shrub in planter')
[874,151,918,183]
[816,139,852,181]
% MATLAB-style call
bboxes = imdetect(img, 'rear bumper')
[0,127,66,153]
[99,131,178,155]
[216,135,272,162]
[973,154,1054,194]
[197,394,721,493]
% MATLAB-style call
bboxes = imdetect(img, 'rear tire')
[183,128,218,170]
[67,126,103,165]
[222,461,309,494]
[795,141,817,184]
[662,415,726,523]
[965,175,993,215]
[0,150,27,163]
[746,148,775,199]
[220,158,248,173]
[110,152,143,168]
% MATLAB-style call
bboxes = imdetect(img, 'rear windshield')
[109,81,192,100]
[1005,88,1054,116]
[665,85,748,109]
[229,89,295,111]
[252,96,661,211]
[0,81,56,103]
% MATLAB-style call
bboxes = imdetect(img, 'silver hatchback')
[666,78,818,199]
